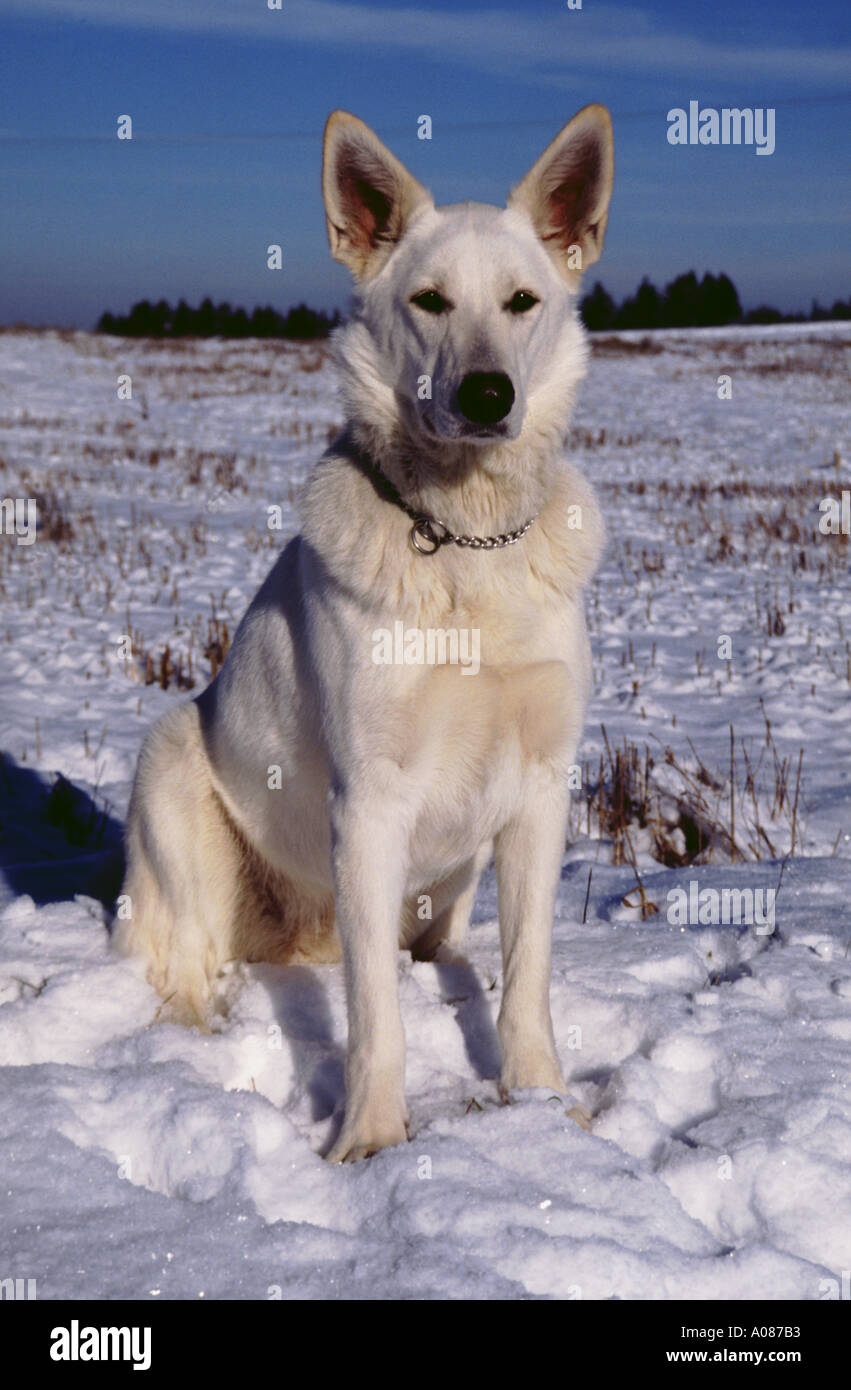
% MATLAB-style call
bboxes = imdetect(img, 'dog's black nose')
[456,372,515,425]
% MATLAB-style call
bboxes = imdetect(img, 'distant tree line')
[580,271,851,331]
[97,280,850,340]
[96,298,341,340]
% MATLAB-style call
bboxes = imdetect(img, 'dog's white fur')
[115,106,614,1161]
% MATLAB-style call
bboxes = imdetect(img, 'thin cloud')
[3,0,848,83]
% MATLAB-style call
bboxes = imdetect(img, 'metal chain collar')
[362,456,537,556]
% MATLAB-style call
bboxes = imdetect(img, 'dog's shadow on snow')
[259,949,501,1130]
[431,955,503,1082]
[258,965,346,1124]
[0,754,124,910]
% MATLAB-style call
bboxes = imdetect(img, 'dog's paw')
[327,1116,409,1164]
[152,989,214,1032]
[565,1103,593,1132]
[499,1049,565,1099]
[496,1076,593,1132]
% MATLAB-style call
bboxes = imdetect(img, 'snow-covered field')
[0,322,849,1300]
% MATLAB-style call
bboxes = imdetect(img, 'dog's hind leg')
[114,702,240,1027]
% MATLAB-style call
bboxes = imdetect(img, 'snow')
[0,322,849,1300]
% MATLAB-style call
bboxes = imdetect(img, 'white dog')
[115,105,614,1161]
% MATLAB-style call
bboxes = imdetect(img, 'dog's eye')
[411,290,451,314]
[507,290,539,313]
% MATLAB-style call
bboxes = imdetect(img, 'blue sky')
[1,0,848,326]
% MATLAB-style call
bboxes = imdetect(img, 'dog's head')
[322,106,613,454]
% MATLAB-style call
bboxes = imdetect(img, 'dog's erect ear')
[507,104,613,277]
[322,111,433,280]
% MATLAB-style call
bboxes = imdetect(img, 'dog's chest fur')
[291,450,600,876]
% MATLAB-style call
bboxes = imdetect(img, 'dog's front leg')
[326,791,410,1163]
[494,771,570,1097]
